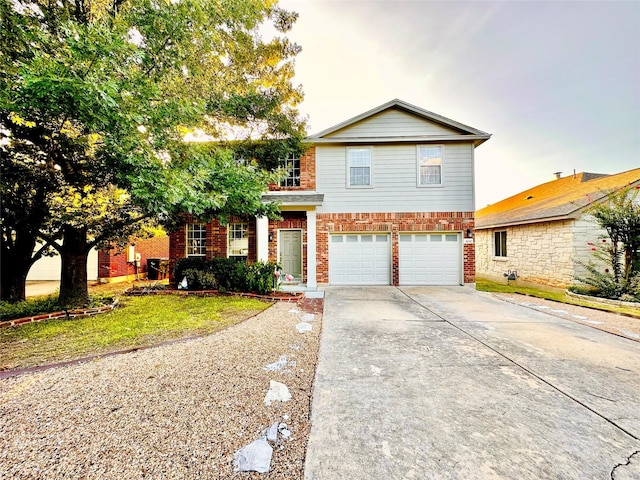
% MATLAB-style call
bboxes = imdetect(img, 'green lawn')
[0,294,270,371]
[475,278,640,317]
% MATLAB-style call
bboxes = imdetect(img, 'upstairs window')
[418,145,443,185]
[279,154,301,187]
[494,231,507,257]
[186,223,206,257]
[228,222,249,260]
[348,147,371,187]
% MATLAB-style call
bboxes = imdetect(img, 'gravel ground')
[493,293,640,341]
[0,301,322,479]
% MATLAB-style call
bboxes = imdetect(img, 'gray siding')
[316,143,475,214]
[324,109,460,138]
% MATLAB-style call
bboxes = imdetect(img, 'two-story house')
[169,99,491,288]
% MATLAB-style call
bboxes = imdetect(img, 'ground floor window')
[228,222,249,260]
[494,230,507,257]
[186,223,206,257]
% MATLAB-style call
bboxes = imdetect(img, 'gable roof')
[306,99,491,147]
[476,168,640,229]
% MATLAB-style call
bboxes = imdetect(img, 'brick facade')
[98,235,169,281]
[268,148,316,192]
[169,212,309,283]
[315,211,475,285]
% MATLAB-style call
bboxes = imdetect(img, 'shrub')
[174,257,207,284]
[174,257,279,294]
[208,258,247,292]
[246,261,279,295]
[0,294,115,321]
[181,268,217,290]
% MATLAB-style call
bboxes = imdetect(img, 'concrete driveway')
[304,286,640,480]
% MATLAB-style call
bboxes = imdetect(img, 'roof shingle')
[476,168,640,229]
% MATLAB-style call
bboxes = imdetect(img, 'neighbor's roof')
[476,168,640,229]
[305,98,491,147]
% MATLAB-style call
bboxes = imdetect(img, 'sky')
[276,0,640,208]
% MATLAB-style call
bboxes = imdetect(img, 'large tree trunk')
[0,230,39,303]
[58,226,90,307]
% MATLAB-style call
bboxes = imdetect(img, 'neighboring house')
[475,168,640,288]
[27,245,99,282]
[98,235,170,282]
[27,235,169,283]
[169,99,491,287]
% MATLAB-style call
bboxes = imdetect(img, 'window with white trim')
[347,147,371,187]
[418,145,443,185]
[279,153,300,187]
[228,222,249,259]
[494,231,507,257]
[186,223,206,257]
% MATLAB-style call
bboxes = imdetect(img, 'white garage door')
[399,233,461,285]
[329,234,390,285]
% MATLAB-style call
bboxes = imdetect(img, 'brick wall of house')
[316,211,475,285]
[268,147,316,191]
[168,216,259,281]
[98,235,169,281]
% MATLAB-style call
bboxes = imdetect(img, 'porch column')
[256,215,269,262]
[306,209,317,289]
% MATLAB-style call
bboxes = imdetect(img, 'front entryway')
[279,230,302,280]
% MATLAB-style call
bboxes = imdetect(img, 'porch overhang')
[262,191,324,207]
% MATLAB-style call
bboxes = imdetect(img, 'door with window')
[279,230,302,280]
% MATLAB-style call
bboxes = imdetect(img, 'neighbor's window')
[494,231,507,257]
[228,222,249,259]
[348,147,371,186]
[418,145,443,185]
[186,223,206,257]
[279,153,301,187]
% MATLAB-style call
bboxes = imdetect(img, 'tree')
[1,0,306,305]
[576,185,640,300]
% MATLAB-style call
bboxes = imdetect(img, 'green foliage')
[0,293,115,321]
[0,296,61,321]
[174,257,278,294]
[0,295,269,370]
[181,268,218,290]
[246,261,279,295]
[1,0,305,304]
[575,185,640,300]
[174,257,207,283]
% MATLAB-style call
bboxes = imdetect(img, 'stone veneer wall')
[316,211,475,285]
[475,218,605,288]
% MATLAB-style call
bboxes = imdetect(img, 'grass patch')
[475,278,640,317]
[0,294,270,370]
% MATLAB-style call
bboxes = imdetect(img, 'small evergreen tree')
[575,185,640,300]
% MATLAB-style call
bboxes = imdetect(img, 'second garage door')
[399,233,461,285]
[329,233,390,285]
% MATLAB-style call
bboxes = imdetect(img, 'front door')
[279,230,302,280]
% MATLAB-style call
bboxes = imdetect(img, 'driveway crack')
[397,287,640,443]
[611,450,640,479]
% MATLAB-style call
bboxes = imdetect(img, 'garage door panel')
[330,234,390,285]
[399,233,461,285]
